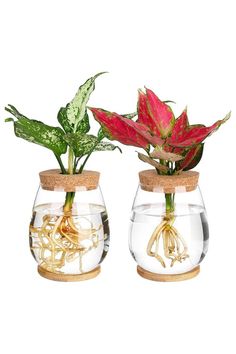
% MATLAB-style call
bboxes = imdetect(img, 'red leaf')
[118,115,164,147]
[177,144,204,171]
[160,144,185,156]
[169,108,189,142]
[137,90,161,136]
[169,113,230,147]
[89,108,149,149]
[146,88,175,138]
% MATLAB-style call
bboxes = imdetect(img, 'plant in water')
[5,73,121,273]
[89,87,230,268]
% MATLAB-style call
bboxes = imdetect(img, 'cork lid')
[39,169,100,192]
[139,169,199,193]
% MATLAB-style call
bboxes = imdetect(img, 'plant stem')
[78,139,101,174]
[64,192,75,213]
[68,147,74,175]
[165,193,175,214]
[63,147,75,212]
[54,154,67,174]
[78,152,92,174]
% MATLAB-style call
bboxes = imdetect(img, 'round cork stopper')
[139,169,199,193]
[39,169,100,192]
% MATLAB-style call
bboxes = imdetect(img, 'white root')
[30,213,105,274]
[147,215,189,268]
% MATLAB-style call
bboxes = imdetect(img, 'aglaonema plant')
[4,73,124,275]
[89,87,230,268]
[5,72,121,213]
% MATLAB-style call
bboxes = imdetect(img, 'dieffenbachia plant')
[89,87,230,267]
[5,73,121,212]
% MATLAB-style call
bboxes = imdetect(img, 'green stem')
[165,193,175,214]
[54,154,67,174]
[68,147,74,175]
[63,147,75,212]
[78,152,92,174]
[64,191,75,213]
[78,139,102,174]
[73,156,82,174]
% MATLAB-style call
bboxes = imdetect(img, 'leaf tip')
[94,71,109,78]
[5,117,14,123]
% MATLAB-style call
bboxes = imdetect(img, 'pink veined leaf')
[89,108,149,149]
[118,115,164,147]
[176,144,204,171]
[168,108,189,142]
[169,112,230,147]
[137,152,169,172]
[137,90,161,136]
[150,149,183,162]
[146,88,175,138]
[159,144,185,156]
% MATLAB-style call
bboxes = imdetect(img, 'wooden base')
[38,266,101,282]
[137,265,200,282]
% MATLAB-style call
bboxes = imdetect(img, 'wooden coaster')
[38,266,101,282]
[137,265,200,282]
[39,169,100,192]
[139,169,199,193]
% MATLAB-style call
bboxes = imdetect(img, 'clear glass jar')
[30,169,109,281]
[129,170,209,281]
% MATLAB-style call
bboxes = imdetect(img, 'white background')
[0,0,235,353]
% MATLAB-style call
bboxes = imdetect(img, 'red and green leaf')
[137,90,161,136]
[169,108,188,142]
[118,115,164,147]
[146,88,175,138]
[150,149,183,162]
[89,108,149,149]
[138,152,169,173]
[176,144,204,171]
[169,112,230,147]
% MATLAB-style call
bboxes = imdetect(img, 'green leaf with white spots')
[94,141,122,153]
[77,109,90,134]
[97,127,105,140]
[57,105,71,133]
[5,105,67,156]
[59,72,106,133]
[64,133,98,157]
[64,132,121,157]
[58,106,90,134]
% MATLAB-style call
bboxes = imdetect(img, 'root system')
[147,214,189,268]
[30,213,104,274]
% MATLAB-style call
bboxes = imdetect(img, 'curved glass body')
[30,185,109,276]
[129,184,209,275]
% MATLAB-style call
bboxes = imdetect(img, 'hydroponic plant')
[89,88,230,268]
[5,73,121,275]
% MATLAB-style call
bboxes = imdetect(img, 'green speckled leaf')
[57,105,71,133]
[94,141,122,153]
[64,133,98,157]
[64,132,121,157]
[5,105,67,156]
[65,72,106,133]
[77,110,90,134]
[58,106,90,134]
[97,127,105,140]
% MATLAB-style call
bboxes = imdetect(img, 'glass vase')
[30,169,109,281]
[129,169,209,281]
